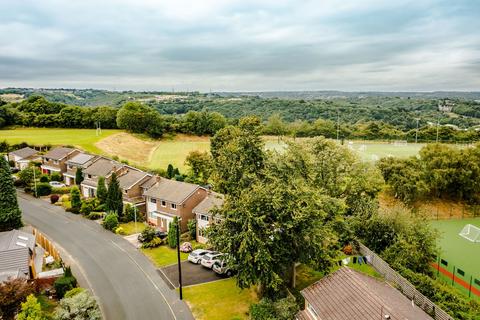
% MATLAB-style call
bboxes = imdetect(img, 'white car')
[200,252,223,269]
[187,249,212,264]
[49,181,66,188]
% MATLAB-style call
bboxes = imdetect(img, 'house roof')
[0,230,36,252]
[143,178,203,204]
[84,157,122,177]
[140,175,158,190]
[118,168,150,190]
[0,247,30,280]
[67,153,95,166]
[299,267,432,320]
[42,147,77,160]
[193,192,224,216]
[9,147,38,159]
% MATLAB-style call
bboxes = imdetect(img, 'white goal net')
[459,224,480,243]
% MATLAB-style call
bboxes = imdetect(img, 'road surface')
[18,192,194,320]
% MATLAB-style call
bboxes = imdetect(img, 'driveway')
[18,192,194,320]
[159,261,224,289]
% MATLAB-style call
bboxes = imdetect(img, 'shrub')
[115,227,126,235]
[250,297,299,320]
[39,174,50,182]
[94,203,106,212]
[52,187,71,194]
[124,203,143,223]
[103,213,119,231]
[60,194,70,202]
[64,287,84,298]
[167,217,179,248]
[0,278,35,319]
[141,237,163,248]
[87,212,104,220]
[54,276,77,299]
[17,294,45,320]
[80,201,94,215]
[187,219,196,240]
[139,226,156,243]
[50,194,60,204]
[36,182,52,196]
[50,172,62,182]
[70,186,81,210]
[343,244,353,255]
[13,178,24,187]
[54,290,101,320]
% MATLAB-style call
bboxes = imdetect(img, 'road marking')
[110,241,177,320]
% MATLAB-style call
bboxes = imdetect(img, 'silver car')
[200,252,223,269]
[187,249,212,264]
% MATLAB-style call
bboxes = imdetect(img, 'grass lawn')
[0,127,121,154]
[346,140,424,161]
[183,278,258,320]
[37,293,58,316]
[430,217,480,297]
[141,245,189,267]
[118,222,147,235]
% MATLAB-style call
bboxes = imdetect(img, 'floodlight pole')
[415,118,419,144]
[176,218,183,300]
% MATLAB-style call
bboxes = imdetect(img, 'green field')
[346,141,424,161]
[0,127,121,154]
[149,138,210,171]
[430,218,480,297]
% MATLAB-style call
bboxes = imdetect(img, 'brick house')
[80,156,125,198]
[143,179,207,232]
[8,147,41,170]
[40,147,80,175]
[192,191,224,244]
[117,167,153,214]
[63,153,96,186]
[0,230,38,281]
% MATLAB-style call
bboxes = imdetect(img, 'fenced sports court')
[430,218,480,299]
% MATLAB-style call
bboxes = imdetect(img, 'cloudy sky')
[0,0,479,91]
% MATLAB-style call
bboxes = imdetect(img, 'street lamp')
[176,217,183,300]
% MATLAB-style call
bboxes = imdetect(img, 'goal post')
[459,224,480,243]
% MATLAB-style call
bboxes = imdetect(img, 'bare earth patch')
[95,132,159,164]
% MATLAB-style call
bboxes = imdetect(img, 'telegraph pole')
[415,118,420,143]
[176,219,183,299]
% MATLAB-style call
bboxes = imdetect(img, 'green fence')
[432,256,480,299]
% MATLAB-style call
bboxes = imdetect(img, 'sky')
[0,0,479,92]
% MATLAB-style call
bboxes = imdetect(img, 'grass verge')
[118,222,147,235]
[141,245,189,267]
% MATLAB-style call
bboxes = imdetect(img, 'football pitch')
[430,218,480,298]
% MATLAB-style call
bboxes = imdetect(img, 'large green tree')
[75,167,84,185]
[210,116,265,195]
[105,173,123,216]
[0,156,23,231]
[116,102,166,138]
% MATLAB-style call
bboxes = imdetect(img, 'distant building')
[41,147,80,175]
[8,147,41,170]
[438,99,454,112]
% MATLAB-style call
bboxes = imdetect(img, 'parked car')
[212,260,235,277]
[49,181,66,188]
[200,252,223,269]
[137,230,167,242]
[188,249,212,264]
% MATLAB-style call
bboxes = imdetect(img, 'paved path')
[18,192,194,320]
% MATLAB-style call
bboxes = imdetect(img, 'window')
[150,198,157,204]
[198,228,206,237]
[171,203,177,210]
[88,174,92,179]
[161,200,166,207]
[200,215,209,222]
[53,160,59,165]
[124,189,128,194]
[149,211,155,218]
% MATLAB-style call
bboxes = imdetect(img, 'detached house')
[193,192,224,244]
[41,147,80,175]
[8,147,41,170]
[296,267,432,320]
[144,179,207,232]
[64,153,96,186]
[117,167,153,213]
[80,157,124,198]
[0,230,38,282]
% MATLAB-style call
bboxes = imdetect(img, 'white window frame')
[150,198,157,204]
[53,160,59,165]
[171,203,177,210]
[200,214,209,221]
[161,200,166,207]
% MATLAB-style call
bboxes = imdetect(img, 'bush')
[124,204,143,223]
[139,226,156,243]
[168,217,179,248]
[94,203,106,212]
[60,194,70,202]
[39,174,50,182]
[187,219,196,240]
[50,172,62,182]
[52,187,71,194]
[64,287,84,298]
[342,244,353,255]
[70,186,81,210]
[87,212,104,220]
[50,194,60,204]
[36,182,52,196]
[250,297,299,320]
[54,290,101,320]
[13,178,24,187]
[54,276,77,299]
[103,213,119,231]
[80,201,94,215]
[141,237,163,248]
[115,227,126,235]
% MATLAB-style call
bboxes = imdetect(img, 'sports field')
[346,141,424,161]
[430,218,480,298]
[0,127,121,154]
